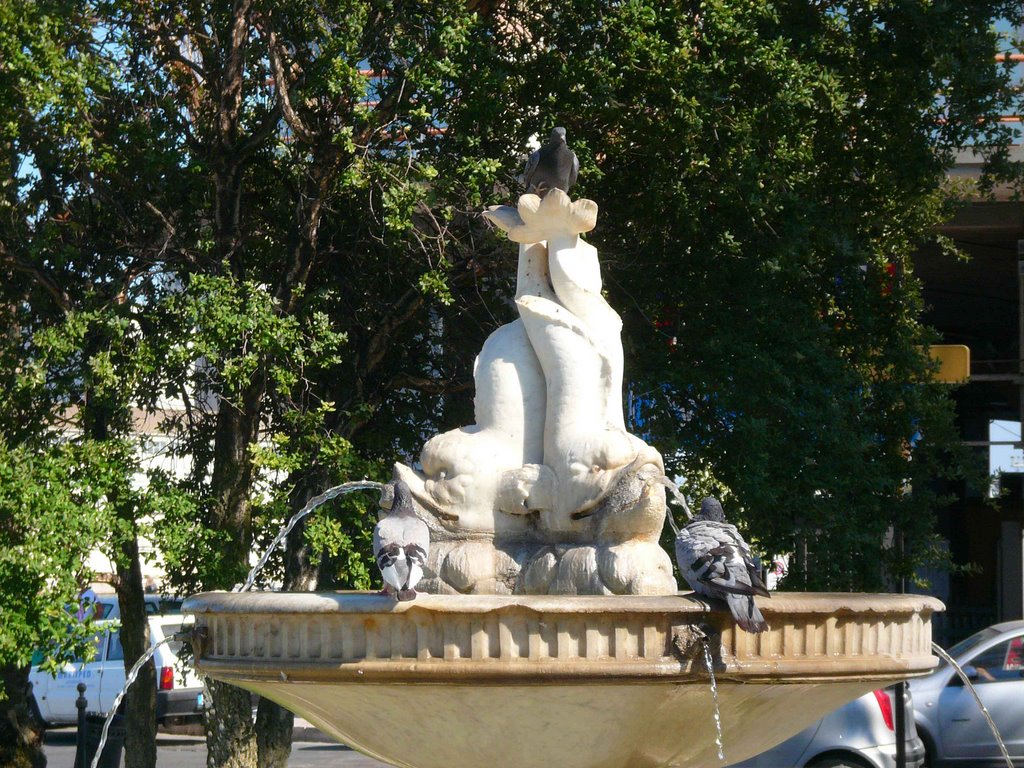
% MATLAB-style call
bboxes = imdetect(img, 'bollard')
[75,682,88,768]
[894,680,907,768]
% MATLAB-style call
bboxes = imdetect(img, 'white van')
[29,615,204,727]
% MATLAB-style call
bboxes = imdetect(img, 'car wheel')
[808,756,872,768]
[917,727,937,768]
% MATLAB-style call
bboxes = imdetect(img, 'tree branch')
[237,101,284,158]
[261,20,315,144]
[387,374,473,395]
[218,0,254,142]
[0,242,72,312]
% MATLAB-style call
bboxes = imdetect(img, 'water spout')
[930,642,1012,768]
[702,638,725,762]
[239,480,385,592]
[656,476,694,536]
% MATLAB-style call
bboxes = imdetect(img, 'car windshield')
[946,627,1001,662]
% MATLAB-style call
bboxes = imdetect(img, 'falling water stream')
[702,639,726,762]
[930,642,1013,768]
[239,480,385,592]
[89,636,173,768]
[90,479,386,761]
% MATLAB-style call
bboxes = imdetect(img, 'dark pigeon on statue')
[672,496,770,633]
[521,127,579,198]
[373,479,429,601]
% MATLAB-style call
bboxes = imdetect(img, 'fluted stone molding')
[394,191,675,596]
[184,591,944,768]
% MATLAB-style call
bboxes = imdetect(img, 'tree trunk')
[0,665,46,768]
[82,326,158,768]
[205,381,264,765]
[204,679,258,768]
[255,698,294,768]
[116,532,157,768]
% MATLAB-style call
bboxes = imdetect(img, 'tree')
[3,2,1022,767]
[0,3,173,765]
[0,441,110,768]
[3,1,509,765]
[440,0,1023,590]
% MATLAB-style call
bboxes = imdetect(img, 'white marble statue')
[391,189,676,596]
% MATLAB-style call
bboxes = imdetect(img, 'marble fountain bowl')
[182,591,943,768]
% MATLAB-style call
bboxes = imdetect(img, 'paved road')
[43,729,389,767]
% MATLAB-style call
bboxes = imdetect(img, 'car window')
[156,620,185,655]
[106,630,124,661]
[73,633,105,663]
[967,635,1024,684]
[947,627,1000,661]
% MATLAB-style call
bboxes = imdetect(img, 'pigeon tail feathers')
[727,593,769,633]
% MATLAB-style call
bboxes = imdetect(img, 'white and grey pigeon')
[373,479,429,601]
[521,126,579,198]
[670,496,770,633]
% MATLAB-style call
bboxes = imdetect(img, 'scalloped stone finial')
[483,189,598,243]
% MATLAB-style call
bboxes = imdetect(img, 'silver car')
[910,620,1024,767]
[731,686,924,768]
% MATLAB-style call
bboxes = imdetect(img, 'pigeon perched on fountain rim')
[672,496,770,633]
[373,479,430,601]
[520,126,579,198]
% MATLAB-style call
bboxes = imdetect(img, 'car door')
[99,628,129,713]
[38,632,107,723]
[937,632,1024,761]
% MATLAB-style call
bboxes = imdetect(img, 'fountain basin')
[183,591,942,768]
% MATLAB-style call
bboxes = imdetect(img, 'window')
[106,631,124,662]
[968,636,1024,684]
[73,633,106,664]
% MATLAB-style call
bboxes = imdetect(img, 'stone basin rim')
[193,658,937,685]
[182,590,944,617]
[184,590,944,684]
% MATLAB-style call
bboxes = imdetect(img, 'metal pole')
[895,680,907,768]
[895,524,907,768]
[75,682,87,768]
[1018,239,1024,463]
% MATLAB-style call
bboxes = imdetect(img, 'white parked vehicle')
[731,686,924,768]
[29,615,203,727]
[82,593,184,620]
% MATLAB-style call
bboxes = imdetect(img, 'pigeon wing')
[719,522,770,596]
[679,521,767,598]
[567,150,579,190]
[373,517,408,592]
[675,524,720,596]
[521,147,540,192]
[401,516,429,579]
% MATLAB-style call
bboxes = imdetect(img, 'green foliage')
[0,440,110,673]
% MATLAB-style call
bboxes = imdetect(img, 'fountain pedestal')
[184,591,943,768]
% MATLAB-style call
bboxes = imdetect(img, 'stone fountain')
[183,179,943,767]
